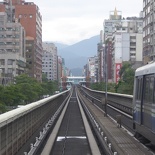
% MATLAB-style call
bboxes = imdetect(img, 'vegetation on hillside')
[90,62,135,95]
[0,74,59,113]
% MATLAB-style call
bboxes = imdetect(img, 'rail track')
[39,86,101,155]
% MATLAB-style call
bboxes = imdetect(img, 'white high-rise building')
[42,43,58,81]
[143,0,155,64]
[111,19,143,83]
[103,8,143,83]
[0,12,26,85]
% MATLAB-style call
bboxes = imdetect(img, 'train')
[133,62,155,145]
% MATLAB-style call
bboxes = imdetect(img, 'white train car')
[133,62,155,145]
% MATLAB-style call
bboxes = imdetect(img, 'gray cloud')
[27,0,142,44]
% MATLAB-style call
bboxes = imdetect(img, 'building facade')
[97,30,104,82]
[0,0,43,81]
[25,36,35,77]
[14,0,42,81]
[143,0,154,64]
[111,19,143,83]
[57,56,63,83]
[87,56,98,83]
[103,8,143,83]
[42,43,58,81]
[0,11,26,85]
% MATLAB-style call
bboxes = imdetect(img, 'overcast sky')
[26,0,143,45]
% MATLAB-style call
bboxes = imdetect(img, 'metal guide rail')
[81,86,133,116]
[80,86,134,133]
[77,86,154,155]
[40,86,101,155]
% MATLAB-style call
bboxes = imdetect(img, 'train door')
[142,75,154,129]
[134,76,143,125]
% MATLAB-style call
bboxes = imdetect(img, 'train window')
[136,78,142,100]
[143,75,154,103]
[150,77,154,103]
[144,77,149,103]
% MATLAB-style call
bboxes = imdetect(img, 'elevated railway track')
[0,85,154,155]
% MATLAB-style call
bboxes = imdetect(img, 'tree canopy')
[90,62,135,95]
[0,74,59,113]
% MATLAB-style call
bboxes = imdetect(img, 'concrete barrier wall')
[0,90,70,155]
[81,86,133,115]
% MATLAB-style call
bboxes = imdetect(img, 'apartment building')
[25,36,35,77]
[42,43,58,81]
[58,56,63,83]
[87,56,98,83]
[0,0,43,81]
[103,8,143,83]
[143,0,154,64]
[110,18,143,83]
[97,30,104,82]
[0,11,26,85]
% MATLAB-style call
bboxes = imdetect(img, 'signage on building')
[115,63,122,83]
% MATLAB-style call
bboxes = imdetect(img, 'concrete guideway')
[76,89,101,155]
[40,91,72,155]
[41,86,101,155]
[78,90,153,155]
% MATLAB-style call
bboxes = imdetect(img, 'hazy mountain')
[51,35,100,76]
[45,35,100,75]
[57,35,99,70]
[54,42,69,50]
[58,35,99,58]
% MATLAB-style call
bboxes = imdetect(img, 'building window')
[8,59,13,65]
[0,59,5,65]
[8,68,13,73]
[130,53,136,56]
[19,14,22,18]
[29,15,33,18]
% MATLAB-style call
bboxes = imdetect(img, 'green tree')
[42,73,48,83]
[116,62,135,95]
[0,85,4,102]
[15,74,44,103]
[2,84,25,106]
[46,80,58,95]
[0,74,59,108]
[0,102,6,113]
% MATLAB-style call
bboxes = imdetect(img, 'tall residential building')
[0,11,26,85]
[25,36,35,77]
[104,8,122,41]
[97,30,104,82]
[87,56,98,83]
[143,0,154,64]
[103,9,122,82]
[103,8,143,83]
[111,19,143,83]
[58,56,63,84]
[0,0,43,81]
[42,43,58,81]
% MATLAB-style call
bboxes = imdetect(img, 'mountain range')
[54,35,100,76]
